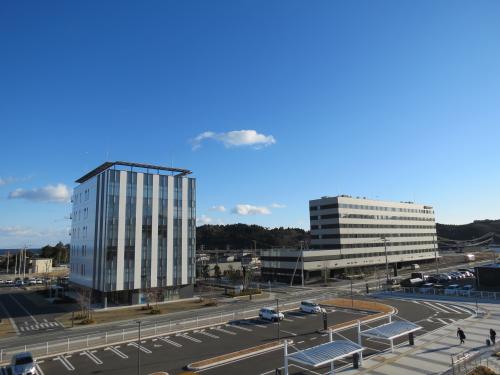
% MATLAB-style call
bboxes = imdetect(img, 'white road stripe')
[104,346,128,359]
[280,329,297,337]
[127,342,152,353]
[212,327,237,335]
[283,318,293,322]
[421,301,450,313]
[35,364,45,375]
[53,355,75,371]
[197,330,220,339]
[177,333,202,343]
[437,318,449,325]
[159,336,182,347]
[228,324,252,332]
[80,350,103,365]
[446,304,474,314]
[8,294,37,324]
[434,302,463,314]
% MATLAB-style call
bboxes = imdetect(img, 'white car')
[259,307,284,322]
[300,301,324,313]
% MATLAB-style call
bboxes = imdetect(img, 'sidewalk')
[340,297,500,375]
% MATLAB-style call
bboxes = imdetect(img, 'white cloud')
[0,226,70,248]
[191,130,276,150]
[209,205,226,212]
[270,203,286,209]
[0,177,18,186]
[196,215,224,225]
[8,184,71,203]
[232,204,271,216]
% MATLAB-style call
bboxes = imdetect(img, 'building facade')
[262,196,438,283]
[70,161,196,306]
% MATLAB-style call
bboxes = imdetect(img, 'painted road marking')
[53,355,75,371]
[447,304,474,314]
[289,314,306,320]
[198,330,220,339]
[281,329,297,337]
[159,336,182,347]
[228,324,252,332]
[80,350,103,365]
[421,301,450,313]
[212,327,237,335]
[35,364,45,375]
[127,342,152,353]
[8,294,37,324]
[104,346,128,359]
[283,318,293,322]
[434,302,463,314]
[177,333,202,343]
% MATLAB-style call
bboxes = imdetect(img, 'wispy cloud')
[209,205,226,212]
[196,214,224,225]
[191,130,276,150]
[0,176,29,186]
[270,203,286,209]
[232,204,271,216]
[0,226,70,248]
[8,184,71,203]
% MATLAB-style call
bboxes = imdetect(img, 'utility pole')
[23,247,27,278]
[381,236,390,282]
[6,252,9,274]
[14,253,17,275]
[433,233,439,275]
[137,320,141,375]
[300,241,305,287]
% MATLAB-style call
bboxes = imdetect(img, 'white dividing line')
[0,300,20,335]
[80,350,103,365]
[53,355,75,371]
[104,346,128,359]
[437,318,450,325]
[283,318,293,322]
[177,333,202,343]
[228,324,252,332]
[197,330,220,339]
[127,342,152,353]
[159,336,182,347]
[212,327,237,335]
[421,301,450,313]
[8,294,37,324]
[434,302,463,314]
[281,329,297,337]
[290,314,306,320]
[35,363,45,375]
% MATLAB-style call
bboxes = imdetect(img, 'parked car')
[410,264,420,270]
[10,352,36,375]
[444,284,461,295]
[35,279,43,285]
[300,301,324,313]
[14,280,24,287]
[5,279,13,285]
[401,278,424,287]
[28,279,37,286]
[458,284,474,296]
[411,272,428,280]
[438,273,452,282]
[259,307,284,322]
[0,279,4,284]
[457,269,473,278]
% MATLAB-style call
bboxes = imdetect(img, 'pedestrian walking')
[490,328,496,344]
[457,328,466,345]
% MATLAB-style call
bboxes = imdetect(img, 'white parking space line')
[281,329,297,337]
[159,336,182,347]
[197,330,220,339]
[283,318,294,322]
[177,333,202,343]
[127,342,152,353]
[104,346,128,359]
[437,318,450,325]
[35,363,45,375]
[53,355,75,371]
[289,314,306,320]
[228,324,252,332]
[80,350,103,365]
[212,326,237,335]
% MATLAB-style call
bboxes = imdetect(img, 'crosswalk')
[20,320,61,332]
[414,300,474,315]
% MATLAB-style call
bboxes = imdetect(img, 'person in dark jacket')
[457,328,466,344]
[490,328,497,344]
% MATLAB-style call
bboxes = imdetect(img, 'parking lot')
[27,298,473,375]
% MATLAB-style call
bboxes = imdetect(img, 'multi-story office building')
[261,196,438,283]
[70,161,196,306]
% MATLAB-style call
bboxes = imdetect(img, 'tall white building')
[70,161,196,306]
[261,196,438,283]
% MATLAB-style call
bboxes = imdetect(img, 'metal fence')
[441,342,500,375]
[377,286,500,301]
[0,292,338,364]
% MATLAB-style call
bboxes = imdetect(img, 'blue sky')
[1,1,499,248]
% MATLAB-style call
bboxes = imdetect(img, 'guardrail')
[0,292,343,364]
[389,287,500,301]
[441,342,500,375]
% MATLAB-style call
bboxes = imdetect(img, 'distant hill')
[436,219,500,241]
[196,224,308,250]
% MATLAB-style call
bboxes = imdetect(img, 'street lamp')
[276,299,280,342]
[136,320,142,375]
[380,236,390,282]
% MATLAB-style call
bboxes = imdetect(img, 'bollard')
[105,332,108,344]
[46,342,49,355]
[67,338,69,352]
[155,322,157,335]
[409,332,414,346]
[122,329,125,341]
[86,335,89,347]
[1,349,3,362]
[353,353,360,369]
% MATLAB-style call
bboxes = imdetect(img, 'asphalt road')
[0,291,64,336]
[31,298,474,375]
